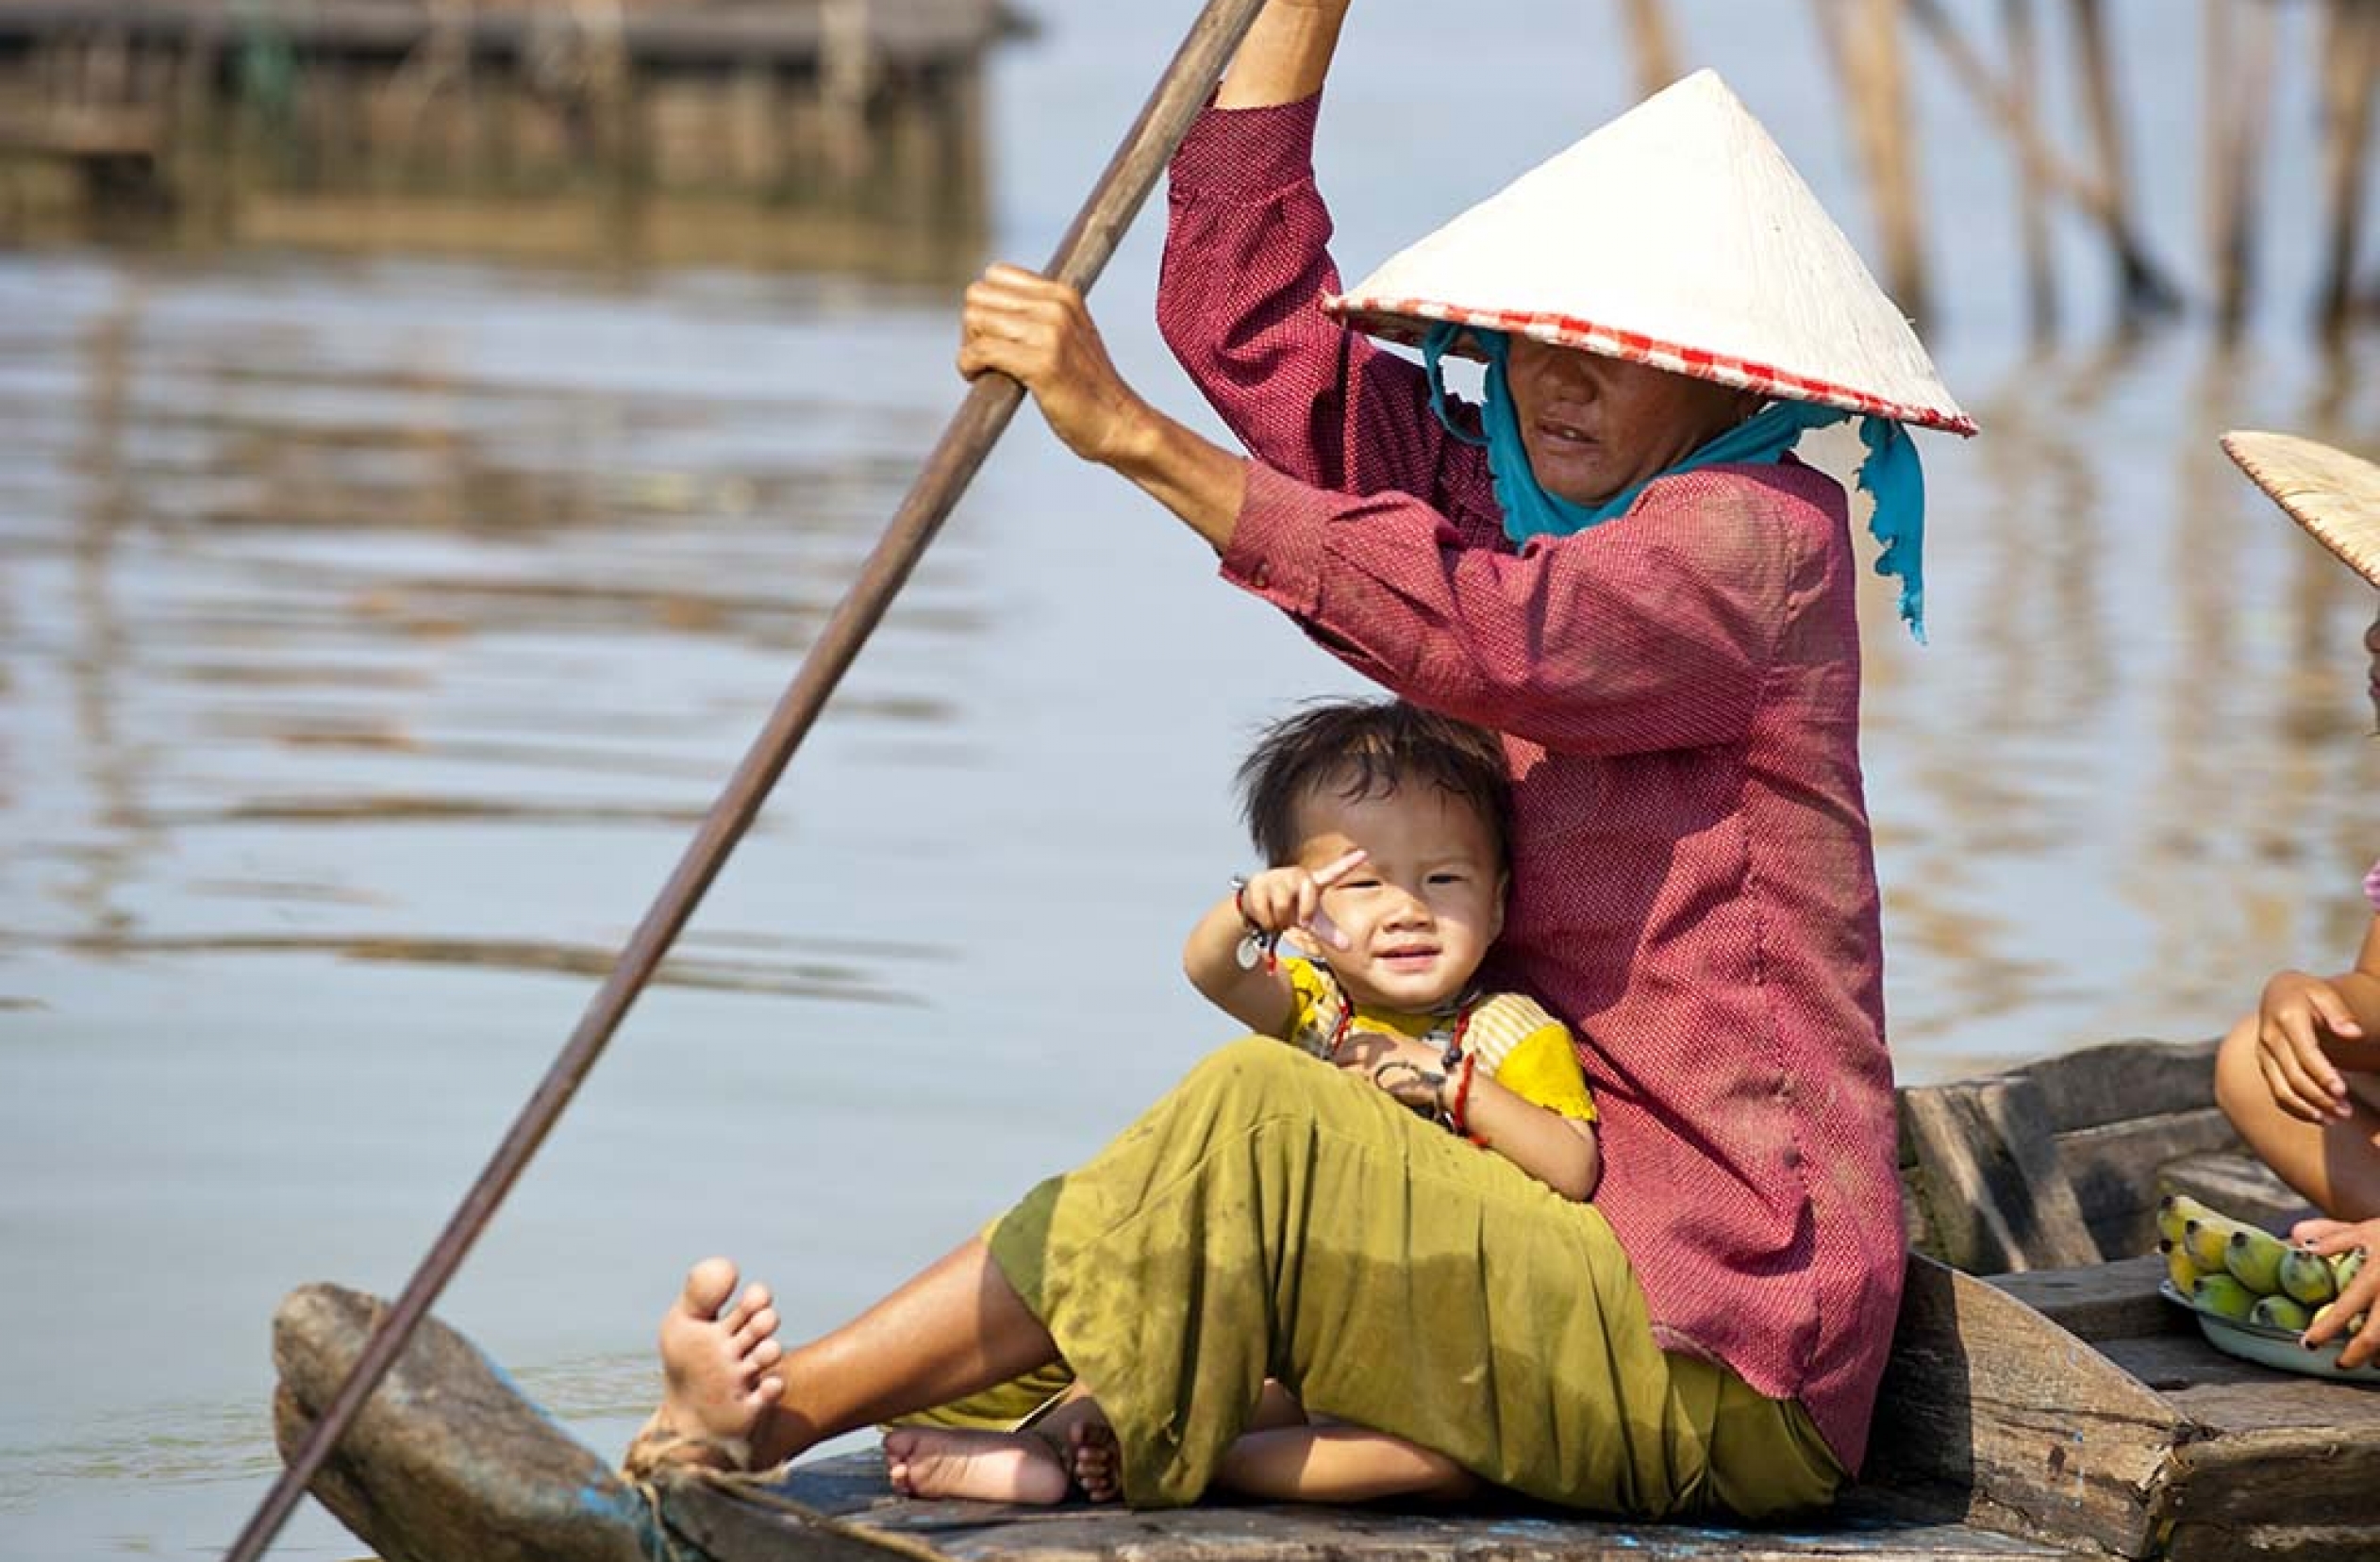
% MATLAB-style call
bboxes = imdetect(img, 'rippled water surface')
[6,1,2380,1554]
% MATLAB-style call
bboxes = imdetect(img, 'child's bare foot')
[882,1426,1070,1504]
[1068,1417,1121,1504]
[627,1257,784,1474]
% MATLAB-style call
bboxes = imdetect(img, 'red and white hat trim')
[1336,299,1978,437]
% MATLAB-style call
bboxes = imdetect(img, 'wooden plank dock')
[0,1,1026,72]
[0,0,1027,273]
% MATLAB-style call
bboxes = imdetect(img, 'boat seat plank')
[669,1454,2079,1561]
[1899,1041,2306,1273]
[2155,1152,2315,1235]
[1866,1256,2186,1560]
[2057,1107,2247,1257]
[1999,1039,2222,1134]
[2157,1423,2380,1561]
[2068,1332,2380,1560]
[2147,1358,2380,1436]
[1984,1255,2187,1343]
[1900,1076,2102,1273]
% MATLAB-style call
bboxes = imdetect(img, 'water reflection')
[1864,327,2380,1075]
[22,269,2374,1058]
[3,259,984,1011]
[7,19,2380,1549]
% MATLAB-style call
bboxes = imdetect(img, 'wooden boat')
[270,1038,2380,1562]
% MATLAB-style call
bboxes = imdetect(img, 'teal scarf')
[1423,324,1927,640]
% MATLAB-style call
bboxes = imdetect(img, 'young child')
[2211,431,2380,1370]
[881,697,1601,1504]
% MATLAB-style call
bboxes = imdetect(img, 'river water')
[5,1,2379,1554]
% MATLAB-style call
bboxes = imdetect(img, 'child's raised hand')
[1238,850,1365,950]
[2255,970,2365,1122]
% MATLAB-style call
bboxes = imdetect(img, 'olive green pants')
[972,1037,1843,1516]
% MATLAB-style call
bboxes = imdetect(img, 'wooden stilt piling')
[0,1,1012,275]
[2317,0,2380,336]
[2067,0,2178,320]
[1900,0,2183,322]
[2204,0,2279,340]
[822,0,874,193]
[2001,0,2057,340]
[1815,0,1933,324]
[1618,0,1681,99]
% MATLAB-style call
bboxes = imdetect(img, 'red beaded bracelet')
[1448,1052,1483,1145]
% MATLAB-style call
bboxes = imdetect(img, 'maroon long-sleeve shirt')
[1160,95,1906,1471]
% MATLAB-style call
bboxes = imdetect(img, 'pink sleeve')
[2364,858,2380,912]
[1220,462,1814,756]
[1158,96,1502,549]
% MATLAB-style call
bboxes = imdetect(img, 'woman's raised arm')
[1216,0,1350,108]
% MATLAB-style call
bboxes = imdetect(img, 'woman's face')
[1505,338,1765,507]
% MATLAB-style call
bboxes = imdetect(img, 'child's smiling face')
[1289,778,1506,1013]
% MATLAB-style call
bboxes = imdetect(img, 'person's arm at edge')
[2257,917,2380,1119]
[2310,915,2380,1070]
[1215,0,1348,108]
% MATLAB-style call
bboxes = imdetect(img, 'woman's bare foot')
[882,1426,1070,1504]
[1068,1417,1121,1504]
[628,1257,785,1474]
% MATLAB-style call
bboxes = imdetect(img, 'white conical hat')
[1327,70,1975,437]
[2223,430,2380,588]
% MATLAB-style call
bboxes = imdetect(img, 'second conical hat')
[1327,70,1975,436]
[2222,430,2380,589]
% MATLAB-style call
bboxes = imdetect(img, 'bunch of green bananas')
[2155,1192,2368,1335]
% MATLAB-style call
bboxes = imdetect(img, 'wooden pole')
[214,4,1277,1559]
[1618,0,1681,99]
[1814,0,1932,324]
[2204,0,2278,339]
[2318,0,2380,335]
[1900,0,2182,313]
[823,0,872,191]
[2000,0,2056,339]
[2066,0,2173,320]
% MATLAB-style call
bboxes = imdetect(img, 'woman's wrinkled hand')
[957,264,1147,466]
[2255,970,2364,1122]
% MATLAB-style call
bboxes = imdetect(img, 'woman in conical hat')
[960,0,1965,1492]
[2211,432,2380,1371]
[632,2,1960,1522]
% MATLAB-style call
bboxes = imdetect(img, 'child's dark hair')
[1236,699,1511,867]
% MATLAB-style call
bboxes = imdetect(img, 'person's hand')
[1338,1032,1447,1113]
[2255,970,2364,1122]
[2291,1217,2380,1370]
[957,265,1148,465]
[1236,851,1363,950]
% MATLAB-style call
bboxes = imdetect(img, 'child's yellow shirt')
[1278,955,1597,1122]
